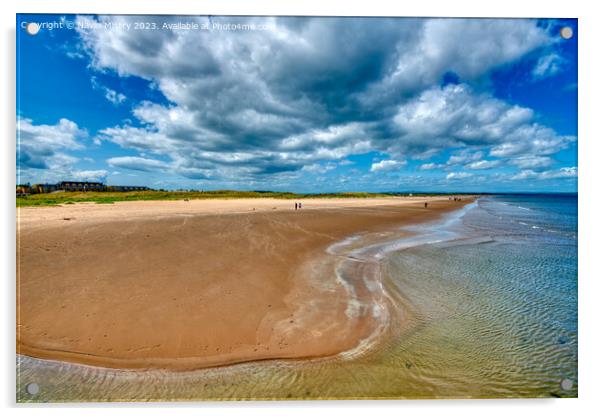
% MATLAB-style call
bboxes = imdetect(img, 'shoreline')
[17,196,474,371]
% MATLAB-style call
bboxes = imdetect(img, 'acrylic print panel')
[16,15,578,402]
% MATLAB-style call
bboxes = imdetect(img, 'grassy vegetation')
[16,190,427,207]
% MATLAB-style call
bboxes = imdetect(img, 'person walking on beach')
[424,202,428,208]
[295,202,298,210]
[299,202,302,209]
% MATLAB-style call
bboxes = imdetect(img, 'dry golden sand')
[17,197,472,370]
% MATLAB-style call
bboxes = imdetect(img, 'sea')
[17,194,578,401]
[376,194,578,398]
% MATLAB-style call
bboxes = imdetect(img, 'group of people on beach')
[294,202,303,210]
[425,196,464,209]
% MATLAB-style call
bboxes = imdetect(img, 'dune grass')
[16,190,418,207]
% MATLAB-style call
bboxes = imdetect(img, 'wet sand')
[17,197,472,370]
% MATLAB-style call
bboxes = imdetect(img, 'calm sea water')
[380,194,578,398]
[17,194,577,401]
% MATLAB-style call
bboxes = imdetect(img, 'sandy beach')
[17,196,472,370]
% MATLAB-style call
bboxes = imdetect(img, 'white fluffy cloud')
[489,126,575,158]
[466,160,502,170]
[532,53,566,79]
[419,162,445,171]
[104,89,126,105]
[360,18,552,107]
[421,155,501,171]
[91,76,126,105]
[17,117,86,170]
[17,118,86,181]
[370,159,407,172]
[512,166,577,180]
[301,162,337,174]
[446,172,473,180]
[71,16,566,182]
[447,150,484,166]
[510,156,554,170]
[16,118,109,183]
[71,169,109,181]
[392,84,574,157]
[107,156,169,172]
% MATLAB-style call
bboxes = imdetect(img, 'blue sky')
[17,15,577,192]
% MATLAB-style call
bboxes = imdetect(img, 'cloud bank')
[18,16,577,190]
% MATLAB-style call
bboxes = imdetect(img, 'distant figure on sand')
[295,202,298,210]
[299,202,302,209]
[424,202,428,208]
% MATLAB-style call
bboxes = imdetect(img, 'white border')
[3,1,601,415]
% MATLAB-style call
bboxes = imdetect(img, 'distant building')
[32,183,60,193]
[58,181,105,192]
[16,184,31,196]
[18,181,152,195]
[107,185,150,192]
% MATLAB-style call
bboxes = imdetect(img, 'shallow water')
[17,195,577,401]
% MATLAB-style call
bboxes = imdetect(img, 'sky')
[16,15,578,193]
